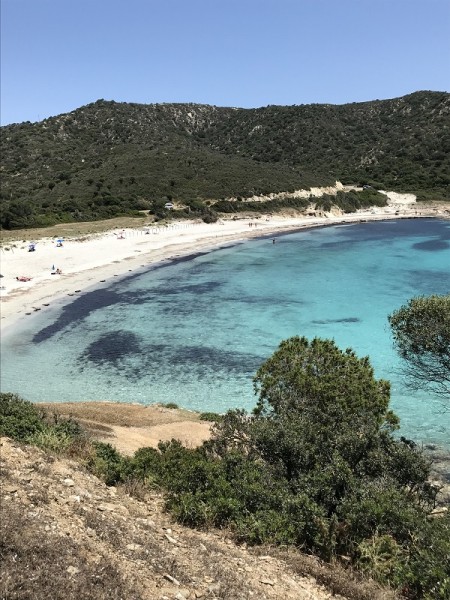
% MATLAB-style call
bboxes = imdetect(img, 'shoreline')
[2,204,447,334]
[2,206,449,485]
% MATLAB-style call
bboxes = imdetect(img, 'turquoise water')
[1,218,449,447]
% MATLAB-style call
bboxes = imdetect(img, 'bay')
[1,218,449,448]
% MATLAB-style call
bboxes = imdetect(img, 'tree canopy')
[389,295,450,399]
[167,337,446,597]
[253,336,394,423]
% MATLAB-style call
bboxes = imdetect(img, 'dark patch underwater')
[412,239,450,251]
[312,317,361,324]
[81,330,143,366]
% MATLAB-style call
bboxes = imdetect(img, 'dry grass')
[0,502,143,600]
[119,477,153,501]
[265,548,399,600]
[39,401,202,428]
[0,216,148,244]
[78,508,192,585]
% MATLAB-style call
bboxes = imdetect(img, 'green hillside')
[1,91,449,229]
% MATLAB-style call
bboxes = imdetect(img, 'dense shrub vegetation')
[198,91,450,200]
[1,91,448,229]
[316,189,389,213]
[2,332,449,598]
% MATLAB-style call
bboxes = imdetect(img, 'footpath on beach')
[0,201,448,331]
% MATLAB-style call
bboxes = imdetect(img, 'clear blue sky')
[1,0,449,125]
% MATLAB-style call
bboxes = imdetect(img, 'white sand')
[0,203,446,333]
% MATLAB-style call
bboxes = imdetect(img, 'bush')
[202,212,218,223]
[27,428,74,453]
[126,446,162,485]
[87,442,128,486]
[52,417,84,438]
[355,513,450,599]
[0,393,86,454]
[0,392,46,441]
[199,412,223,422]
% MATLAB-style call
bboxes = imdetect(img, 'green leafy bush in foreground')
[107,337,448,599]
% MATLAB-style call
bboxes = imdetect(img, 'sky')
[1,0,449,125]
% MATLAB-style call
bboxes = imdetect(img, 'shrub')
[87,442,128,486]
[0,392,46,441]
[52,417,84,438]
[0,393,86,455]
[126,446,162,485]
[202,212,218,223]
[355,514,450,599]
[199,412,223,422]
[27,428,74,453]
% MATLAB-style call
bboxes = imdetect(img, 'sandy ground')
[38,401,213,455]
[2,199,448,334]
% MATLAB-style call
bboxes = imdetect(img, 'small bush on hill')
[86,441,127,486]
[0,392,85,453]
[0,393,46,441]
[199,412,223,422]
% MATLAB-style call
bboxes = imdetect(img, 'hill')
[1,433,395,600]
[1,91,449,229]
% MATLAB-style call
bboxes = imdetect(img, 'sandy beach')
[1,201,448,333]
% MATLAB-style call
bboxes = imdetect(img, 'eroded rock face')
[1,436,347,600]
[231,182,346,204]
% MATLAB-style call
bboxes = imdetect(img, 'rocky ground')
[0,433,399,600]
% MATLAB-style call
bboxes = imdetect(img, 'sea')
[1,218,449,450]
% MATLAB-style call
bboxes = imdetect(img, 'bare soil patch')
[39,401,212,455]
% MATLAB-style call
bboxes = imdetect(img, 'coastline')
[2,203,447,334]
[2,204,449,487]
